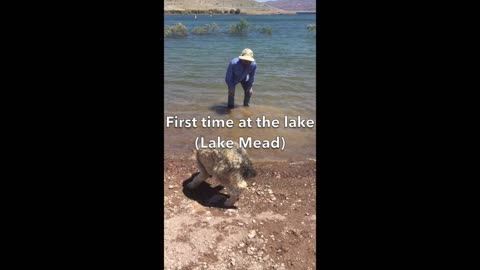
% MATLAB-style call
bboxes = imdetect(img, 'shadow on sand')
[182,172,236,209]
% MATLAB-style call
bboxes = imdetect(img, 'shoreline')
[164,12,314,16]
[164,152,316,164]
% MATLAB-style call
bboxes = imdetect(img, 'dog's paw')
[224,198,238,207]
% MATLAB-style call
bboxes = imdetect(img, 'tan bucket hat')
[239,48,255,62]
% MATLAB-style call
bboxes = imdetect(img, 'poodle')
[187,143,257,207]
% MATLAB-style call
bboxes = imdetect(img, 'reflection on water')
[208,103,232,115]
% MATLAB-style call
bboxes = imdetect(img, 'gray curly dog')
[187,143,257,207]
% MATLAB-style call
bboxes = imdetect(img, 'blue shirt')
[225,57,257,90]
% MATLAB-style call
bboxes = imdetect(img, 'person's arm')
[225,62,235,92]
[244,63,257,93]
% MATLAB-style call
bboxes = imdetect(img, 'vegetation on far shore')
[165,18,275,38]
[165,8,241,15]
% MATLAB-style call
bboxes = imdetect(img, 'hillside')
[264,0,316,12]
[164,0,295,14]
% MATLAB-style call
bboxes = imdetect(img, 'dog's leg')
[187,159,210,189]
[224,185,241,207]
[223,174,247,207]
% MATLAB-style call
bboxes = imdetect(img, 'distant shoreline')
[164,12,315,15]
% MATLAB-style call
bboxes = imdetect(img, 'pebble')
[225,209,237,215]
[168,185,174,189]
[248,230,256,239]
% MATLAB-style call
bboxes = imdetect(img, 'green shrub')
[211,22,220,32]
[229,9,235,14]
[256,26,272,35]
[228,18,249,35]
[164,23,188,38]
[192,23,220,35]
[235,8,241,14]
[164,26,172,38]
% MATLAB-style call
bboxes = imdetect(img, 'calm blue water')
[164,14,316,161]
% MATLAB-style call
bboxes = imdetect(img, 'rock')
[248,230,256,239]
[168,185,174,189]
[225,209,237,215]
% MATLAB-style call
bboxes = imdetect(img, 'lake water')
[164,14,316,162]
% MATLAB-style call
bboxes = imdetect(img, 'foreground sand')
[164,156,317,270]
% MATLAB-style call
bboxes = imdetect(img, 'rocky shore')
[164,156,317,269]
